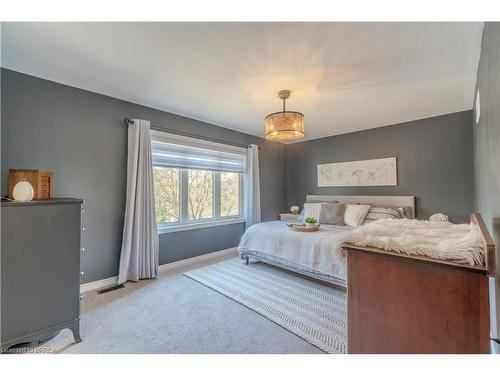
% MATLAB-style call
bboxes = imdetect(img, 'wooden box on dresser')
[343,213,495,354]
[1,198,83,352]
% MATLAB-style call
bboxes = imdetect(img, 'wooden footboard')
[343,213,495,354]
[471,212,496,276]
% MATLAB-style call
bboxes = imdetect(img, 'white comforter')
[238,218,485,285]
[237,221,352,282]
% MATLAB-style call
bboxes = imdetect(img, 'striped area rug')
[184,258,347,353]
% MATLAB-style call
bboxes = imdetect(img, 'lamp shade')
[264,111,305,141]
[264,90,305,142]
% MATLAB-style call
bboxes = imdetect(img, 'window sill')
[158,218,246,234]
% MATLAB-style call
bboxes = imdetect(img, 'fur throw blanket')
[345,219,484,266]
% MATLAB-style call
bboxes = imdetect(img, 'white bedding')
[237,221,352,283]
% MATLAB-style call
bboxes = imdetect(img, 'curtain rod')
[123,118,260,150]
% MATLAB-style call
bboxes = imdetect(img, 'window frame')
[151,130,246,234]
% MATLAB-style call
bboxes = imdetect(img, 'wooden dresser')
[343,213,495,354]
[1,198,83,352]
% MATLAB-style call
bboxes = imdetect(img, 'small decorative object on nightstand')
[429,213,449,222]
[279,213,300,222]
[290,205,300,214]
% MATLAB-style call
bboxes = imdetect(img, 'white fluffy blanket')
[346,219,484,266]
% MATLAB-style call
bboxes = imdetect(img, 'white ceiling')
[1,22,484,142]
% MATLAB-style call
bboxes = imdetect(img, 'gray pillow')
[319,202,345,225]
[300,200,339,214]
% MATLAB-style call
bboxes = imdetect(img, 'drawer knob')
[81,226,85,231]
[81,247,85,253]
[80,294,84,300]
[80,271,84,277]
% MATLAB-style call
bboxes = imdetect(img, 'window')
[151,131,246,233]
[188,169,213,220]
[153,166,180,224]
[220,172,240,217]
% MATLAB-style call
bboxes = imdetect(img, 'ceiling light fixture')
[264,90,305,142]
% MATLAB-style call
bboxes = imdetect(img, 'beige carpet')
[185,258,347,354]
[39,254,323,354]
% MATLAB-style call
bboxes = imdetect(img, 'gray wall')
[1,67,480,284]
[286,111,474,223]
[1,69,287,283]
[473,22,500,276]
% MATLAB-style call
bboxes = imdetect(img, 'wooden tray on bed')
[287,223,320,232]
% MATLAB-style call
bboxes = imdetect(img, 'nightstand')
[279,213,302,222]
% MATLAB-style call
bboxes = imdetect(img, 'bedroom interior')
[1,7,500,371]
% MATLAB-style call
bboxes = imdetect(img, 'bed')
[237,195,416,287]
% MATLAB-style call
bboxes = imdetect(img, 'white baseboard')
[158,247,237,273]
[80,276,119,293]
[80,247,237,293]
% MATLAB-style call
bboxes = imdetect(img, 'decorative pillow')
[397,206,414,219]
[344,204,371,227]
[302,202,324,222]
[319,202,345,225]
[361,204,413,219]
[395,207,407,219]
[301,200,339,214]
[363,206,402,224]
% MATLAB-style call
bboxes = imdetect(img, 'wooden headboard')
[306,195,416,219]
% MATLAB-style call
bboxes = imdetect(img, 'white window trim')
[158,217,245,234]
[152,129,247,233]
[151,129,247,155]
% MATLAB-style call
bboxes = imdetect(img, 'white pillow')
[302,202,324,222]
[344,204,371,227]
